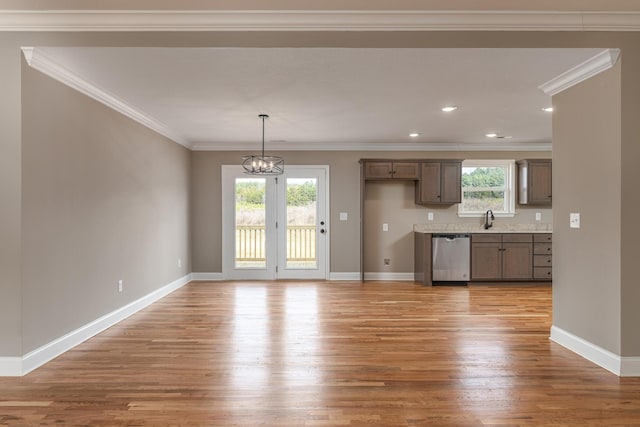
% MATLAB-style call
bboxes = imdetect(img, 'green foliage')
[235,180,317,211]
[287,181,316,207]
[462,167,505,199]
[236,180,265,210]
[462,167,505,187]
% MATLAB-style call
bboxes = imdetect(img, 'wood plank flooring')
[1,281,640,426]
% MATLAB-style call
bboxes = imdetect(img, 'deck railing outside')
[236,225,316,262]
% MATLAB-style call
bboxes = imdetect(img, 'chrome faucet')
[484,209,495,230]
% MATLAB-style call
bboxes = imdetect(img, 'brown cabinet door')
[518,159,552,206]
[393,162,420,179]
[364,162,393,179]
[529,161,552,204]
[417,162,442,203]
[502,242,533,279]
[441,162,462,203]
[471,242,502,280]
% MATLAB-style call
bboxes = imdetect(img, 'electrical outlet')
[118,280,123,293]
[535,212,541,221]
[178,258,182,268]
[382,223,389,232]
[383,258,391,266]
[428,212,434,221]
[570,213,581,228]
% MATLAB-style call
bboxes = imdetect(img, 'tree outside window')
[458,160,515,216]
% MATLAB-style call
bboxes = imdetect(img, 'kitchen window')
[458,160,516,217]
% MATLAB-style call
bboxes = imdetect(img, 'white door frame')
[221,164,330,280]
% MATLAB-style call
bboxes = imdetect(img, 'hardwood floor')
[1,281,639,426]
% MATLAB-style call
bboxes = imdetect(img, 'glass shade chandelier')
[242,114,284,175]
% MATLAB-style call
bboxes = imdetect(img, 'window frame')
[457,159,516,218]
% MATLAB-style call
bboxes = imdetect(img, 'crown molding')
[3,10,640,32]
[539,48,620,96]
[21,47,191,149]
[190,141,552,152]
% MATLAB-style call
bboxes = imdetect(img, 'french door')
[222,165,329,280]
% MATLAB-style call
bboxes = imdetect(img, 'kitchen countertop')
[413,223,553,234]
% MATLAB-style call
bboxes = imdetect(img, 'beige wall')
[620,46,640,356]
[191,150,550,274]
[20,59,192,353]
[0,38,23,356]
[553,61,622,354]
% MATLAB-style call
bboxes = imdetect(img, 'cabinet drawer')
[533,233,552,243]
[503,233,533,243]
[472,234,502,243]
[533,267,553,279]
[533,255,552,267]
[534,243,552,255]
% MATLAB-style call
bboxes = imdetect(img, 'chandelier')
[242,114,284,175]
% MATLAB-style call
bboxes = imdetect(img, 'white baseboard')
[364,272,416,281]
[0,357,23,377]
[191,272,223,281]
[550,325,624,376]
[328,272,360,281]
[16,273,192,376]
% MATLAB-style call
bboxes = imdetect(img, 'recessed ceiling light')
[542,107,554,112]
[496,135,513,139]
[485,133,497,138]
[441,106,458,112]
[409,133,420,138]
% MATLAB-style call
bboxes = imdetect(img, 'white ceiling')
[33,47,604,151]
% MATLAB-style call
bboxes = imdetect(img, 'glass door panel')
[235,178,266,269]
[286,178,317,269]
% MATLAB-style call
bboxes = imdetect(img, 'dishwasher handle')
[433,233,470,240]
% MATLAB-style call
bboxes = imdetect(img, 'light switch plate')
[339,212,348,221]
[428,212,434,221]
[383,223,389,232]
[570,212,580,228]
[535,212,541,221]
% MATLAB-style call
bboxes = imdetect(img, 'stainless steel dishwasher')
[432,234,470,283]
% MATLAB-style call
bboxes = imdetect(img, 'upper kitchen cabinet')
[415,160,462,205]
[517,159,552,206]
[361,160,420,180]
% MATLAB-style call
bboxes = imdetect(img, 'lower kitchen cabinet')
[471,239,502,280]
[533,233,553,280]
[471,233,540,281]
[416,232,552,285]
[502,242,533,279]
